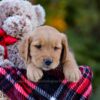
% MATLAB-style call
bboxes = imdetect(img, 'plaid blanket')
[0,66,93,100]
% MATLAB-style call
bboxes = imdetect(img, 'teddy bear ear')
[33,4,46,26]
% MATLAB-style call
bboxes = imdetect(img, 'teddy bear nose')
[44,58,53,66]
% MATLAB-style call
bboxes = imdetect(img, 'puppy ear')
[18,36,32,64]
[60,33,69,65]
[33,4,45,26]
[61,33,78,67]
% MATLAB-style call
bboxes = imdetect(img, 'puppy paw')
[63,67,82,82]
[27,65,43,82]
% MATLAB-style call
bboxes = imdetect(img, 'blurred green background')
[30,0,100,99]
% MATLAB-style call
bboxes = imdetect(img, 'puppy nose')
[44,58,53,66]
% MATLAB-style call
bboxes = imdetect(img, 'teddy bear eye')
[0,36,4,41]
[19,34,23,37]
[34,44,42,49]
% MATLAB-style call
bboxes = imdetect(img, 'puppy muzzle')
[43,58,53,66]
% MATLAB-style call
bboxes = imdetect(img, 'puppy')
[19,25,81,82]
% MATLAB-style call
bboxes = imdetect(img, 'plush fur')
[0,45,14,67]
[19,25,81,82]
[0,0,45,69]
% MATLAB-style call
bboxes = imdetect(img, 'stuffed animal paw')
[0,45,14,67]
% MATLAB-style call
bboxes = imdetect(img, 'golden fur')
[18,25,81,82]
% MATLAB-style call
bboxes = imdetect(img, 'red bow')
[0,29,17,58]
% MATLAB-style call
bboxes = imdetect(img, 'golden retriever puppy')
[18,25,81,82]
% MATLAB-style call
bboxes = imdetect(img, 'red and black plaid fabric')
[0,66,93,100]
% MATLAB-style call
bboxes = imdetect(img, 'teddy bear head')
[0,0,45,39]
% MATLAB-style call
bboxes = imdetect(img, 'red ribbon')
[0,29,17,58]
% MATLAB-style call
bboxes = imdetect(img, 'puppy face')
[19,26,68,70]
[30,31,63,70]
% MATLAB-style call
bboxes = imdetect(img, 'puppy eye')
[54,47,59,51]
[34,45,42,49]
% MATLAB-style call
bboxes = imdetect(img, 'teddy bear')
[0,0,46,69]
